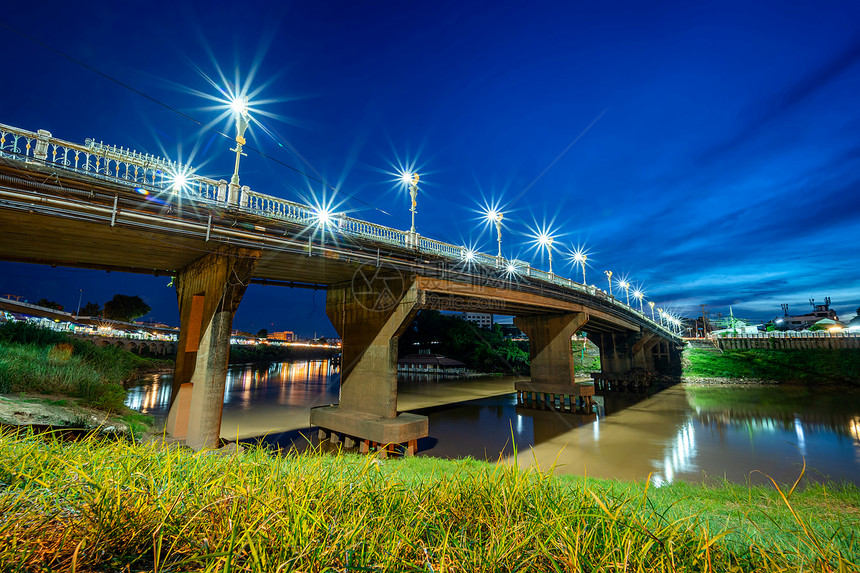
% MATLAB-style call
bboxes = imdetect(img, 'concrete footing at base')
[311,406,427,456]
[515,381,595,413]
[591,372,652,392]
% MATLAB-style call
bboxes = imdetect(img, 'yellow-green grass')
[684,348,860,384]
[1,431,857,572]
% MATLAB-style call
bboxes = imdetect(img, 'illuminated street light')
[538,233,555,274]
[604,270,613,296]
[648,300,655,321]
[402,171,420,235]
[633,289,644,313]
[572,249,588,285]
[618,279,631,306]
[486,209,504,259]
[229,95,251,202]
[313,206,333,227]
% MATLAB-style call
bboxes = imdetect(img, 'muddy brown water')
[126,360,860,487]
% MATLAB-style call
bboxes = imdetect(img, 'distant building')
[771,299,839,331]
[398,353,468,375]
[461,312,493,328]
[270,331,294,342]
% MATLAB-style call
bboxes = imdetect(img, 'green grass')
[0,431,857,572]
[0,321,169,411]
[684,348,860,384]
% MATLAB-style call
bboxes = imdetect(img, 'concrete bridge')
[0,122,683,451]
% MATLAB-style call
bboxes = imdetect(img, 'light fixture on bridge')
[604,270,613,296]
[464,248,476,262]
[485,208,504,259]
[229,95,251,195]
[313,206,334,227]
[618,279,631,306]
[400,171,420,235]
[537,232,555,274]
[572,248,588,285]
[505,262,518,275]
[633,289,645,313]
[648,300,656,321]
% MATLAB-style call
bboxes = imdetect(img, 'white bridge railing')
[0,122,678,339]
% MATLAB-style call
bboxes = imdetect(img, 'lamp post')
[634,289,644,313]
[538,234,555,274]
[75,289,83,317]
[401,172,420,244]
[487,210,504,259]
[228,96,250,204]
[648,300,655,321]
[604,270,613,296]
[573,252,588,285]
[619,280,631,306]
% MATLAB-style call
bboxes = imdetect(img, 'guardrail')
[707,331,860,339]
[0,121,679,340]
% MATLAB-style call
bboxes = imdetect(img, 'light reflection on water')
[126,366,860,486]
[125,359,340,418]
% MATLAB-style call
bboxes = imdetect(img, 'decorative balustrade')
[0,121,677,339]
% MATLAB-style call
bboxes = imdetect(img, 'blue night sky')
[1,0,859,336]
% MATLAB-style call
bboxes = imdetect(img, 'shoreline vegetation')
[684,347,860,385]
[0,322,166,433]
[0,430,857,571]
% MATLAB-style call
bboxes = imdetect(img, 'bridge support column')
[165,246,260,450]
[513,312,594,412]
[632,332,658,371]
[310,277,427,452]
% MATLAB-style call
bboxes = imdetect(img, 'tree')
[36,298,63,311]
[102,294,151,322]
[79,301,102,317]
[256,329,268,339]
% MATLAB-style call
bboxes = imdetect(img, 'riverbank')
[0,322,166,433]
[0,430,856,572]
[684,347,860,384]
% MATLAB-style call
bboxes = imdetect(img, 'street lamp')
[618,279,631,306]
[75,289,83,317]
[633,289,644,313]
[538,233,555,274]
[572,250,588,285]
[487,209,504,259]
[402,171,420,235]
[604,270,613,296]
[229,95,250,202]
[648,300,655,321]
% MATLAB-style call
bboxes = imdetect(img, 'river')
[126,359,860,487]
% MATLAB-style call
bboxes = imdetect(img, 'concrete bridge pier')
[513,312,594,413]
[165,246,260,450]
[310,278,428,455]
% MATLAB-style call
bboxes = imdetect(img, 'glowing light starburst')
[525,221,562,274]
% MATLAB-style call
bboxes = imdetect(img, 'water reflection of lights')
[850,417,860,443]
[127,359,336,414]
[125,375,173,414]
[651,420,697,487]
[794,417,806,457]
